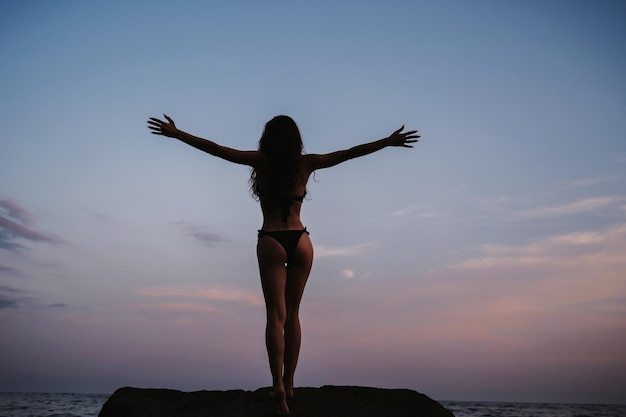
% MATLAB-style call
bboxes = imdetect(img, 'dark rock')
[98,385,455,417]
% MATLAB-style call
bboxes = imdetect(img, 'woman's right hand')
[147,114,180,138]
[387,125,420,148]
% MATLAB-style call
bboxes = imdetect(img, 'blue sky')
[1,0,625,404]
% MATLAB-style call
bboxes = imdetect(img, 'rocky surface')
[98,385,454,417]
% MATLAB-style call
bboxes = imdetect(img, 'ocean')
[0,392,625,417]
[0,393,108,417]
[440,401,626,417]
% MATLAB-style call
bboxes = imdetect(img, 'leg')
[283,232,313,399]
[257,236,290,415]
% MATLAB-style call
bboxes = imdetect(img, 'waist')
[258,227,309,238]
[259,211,304,230]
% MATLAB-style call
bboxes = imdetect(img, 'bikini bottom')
[258,228,309,264]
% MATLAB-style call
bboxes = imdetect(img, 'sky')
[1,0,625,404]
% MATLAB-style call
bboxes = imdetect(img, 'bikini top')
[260,191,306,202]
[260,191,306,223]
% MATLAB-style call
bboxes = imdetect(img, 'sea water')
[0,393,108,417]
[440,400,626,417]
[1,392,625,417]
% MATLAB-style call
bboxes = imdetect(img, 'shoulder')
[301,154,324,170]
[301,151,348,171]
[246,151,267,169]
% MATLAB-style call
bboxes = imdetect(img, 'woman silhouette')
[147,114,419,415]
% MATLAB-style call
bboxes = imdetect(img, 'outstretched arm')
[147,114,261,166]
[304,125,419,170]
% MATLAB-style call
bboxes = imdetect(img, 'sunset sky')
[1,0,625,404]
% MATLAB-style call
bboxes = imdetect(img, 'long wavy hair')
[250,115,304,200]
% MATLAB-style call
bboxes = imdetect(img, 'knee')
[285,310,299,327]
[267,308,287,327]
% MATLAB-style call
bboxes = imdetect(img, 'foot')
[271,386,289,415]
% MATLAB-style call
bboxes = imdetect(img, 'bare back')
[256,156,316,231]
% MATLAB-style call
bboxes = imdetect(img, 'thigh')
[257,236,288,314]
[285,232,314,313]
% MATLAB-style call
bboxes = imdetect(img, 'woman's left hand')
[386,125,420,148]
[147,114,180,138]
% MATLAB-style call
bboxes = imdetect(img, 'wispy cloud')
[82,208,115,222]
[0,199,33,224]
[0,198,63,250]
[341,269,355,279]
[315,242,373,258]
[560,173,623,189]
[451,223,626,271]
[46,303,68,308]
[138,302,222,314]
[135,285,264,306]
[0,265,18,276]
[511,196,624,221]
[391,203,444,218]
[172,222,229,247]
[0,285,68,310]
[0,294,20,309]
[0,285,29,309]
[304,223,626,371]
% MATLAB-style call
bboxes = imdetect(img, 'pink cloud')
[135,285,264,306]
[0,198,33,224]
[138,302,222,315]
[0,199,63,250]
[512,196,625,220]
[295,222,626,388]
[315,242,372,258]
[452,223,626,272]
